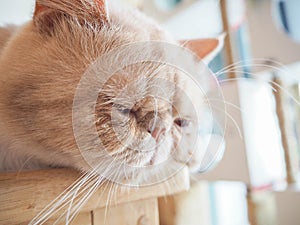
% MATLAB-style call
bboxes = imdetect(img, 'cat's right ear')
[181,34,225,64]
[33,0,108,35]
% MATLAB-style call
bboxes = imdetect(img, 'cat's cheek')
[186,154,204,173]
[150,136,173,165]
[73,158,95,173]
[186,138,207,173]
[126,150,155,167]
[171,129,204,171]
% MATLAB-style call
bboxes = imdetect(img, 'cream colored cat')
[0,0,222,178]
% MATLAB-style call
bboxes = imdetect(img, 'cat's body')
[0,0,220,177]
[0,1,169,171]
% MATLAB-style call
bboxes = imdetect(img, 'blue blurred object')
[272,0,300,43]
[154,0,182,11]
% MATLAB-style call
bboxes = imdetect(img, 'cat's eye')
[174,118,191,128]
[119,108,131,115]
[114,105,131,115]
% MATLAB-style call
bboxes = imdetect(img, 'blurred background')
[1,0,300,225]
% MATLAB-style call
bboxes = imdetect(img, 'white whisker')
[206,98,244,113]
[211,104,243,139]
[270,81,300,107]
[217,58,286,74]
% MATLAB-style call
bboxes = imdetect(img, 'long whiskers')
[205,98,244,113]
[29,158,121,225]
[29,171,101,224]
[210,104,243,139]
[28,172,91,224]
[216,58,287,75]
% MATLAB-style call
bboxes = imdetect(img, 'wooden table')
[0,168,189,225]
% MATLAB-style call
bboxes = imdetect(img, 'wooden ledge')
[0,167,189,224]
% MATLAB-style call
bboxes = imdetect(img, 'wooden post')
[246,188,258,225]
[272,77,296,184]
[220,0,236,79]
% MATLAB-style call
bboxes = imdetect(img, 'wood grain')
[93,198,159,225]
[0,167,189,225]
[272,77,296,184]
[44,212,92,225]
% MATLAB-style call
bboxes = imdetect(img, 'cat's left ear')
[181,34,225,64]
[33,0,108,34]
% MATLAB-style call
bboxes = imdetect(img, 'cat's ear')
[33,0,108,34]
[34,3,49,17]
[181,34,225,64]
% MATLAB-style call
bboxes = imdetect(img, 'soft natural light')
[239,80,286,187]
[0,0,34,26]
[212,181,249,225]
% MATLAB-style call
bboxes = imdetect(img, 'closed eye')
[114,104,132,115]
[174,118,191,128]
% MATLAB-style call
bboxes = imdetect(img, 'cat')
[0,0,225,223]
[0,0,222,181]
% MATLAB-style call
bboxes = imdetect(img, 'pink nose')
[148,127,166,142]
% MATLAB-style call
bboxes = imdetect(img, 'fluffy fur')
[0,0,218,175]
[0,1,223,223]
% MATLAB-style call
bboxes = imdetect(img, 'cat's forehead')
[102,67,176,105]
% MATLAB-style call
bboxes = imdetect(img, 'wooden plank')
[43,211,92,225]
[93,198,159,225]
[158,182,212,225]
[0,167,189,225]
[72,212,92,225]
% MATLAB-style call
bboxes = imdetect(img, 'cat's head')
[2,0,223,179]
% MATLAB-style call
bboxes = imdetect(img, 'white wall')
[246,0,300,67]
[0,0,34,26]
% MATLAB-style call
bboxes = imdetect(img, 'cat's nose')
[147,127,166,142]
